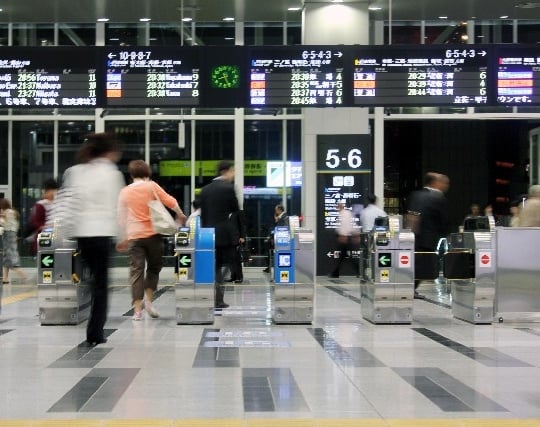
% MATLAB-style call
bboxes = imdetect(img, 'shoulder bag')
[148,182,177,235]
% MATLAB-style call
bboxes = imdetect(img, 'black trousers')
[78,236,111,342]
[215,245,235,305]
[331,236,360,277]
[230,246,243,281]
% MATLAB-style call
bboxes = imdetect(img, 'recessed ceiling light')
[515,2,540,7]
[331,0,344,3]
[97,18,109,22]
[223,17,235,21]
[438,16,448,19]
[139,17,151,22]
[182,17,193,22]
[288,7,301,11]
[0,8,4,12]
[224,37,235,40]
[368,6,382,11]
[109,38,120,41]
[500,15,509,18]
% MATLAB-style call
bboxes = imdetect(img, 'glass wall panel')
[13,24,55,46]
[0,24,8,46]
[57,24,96,46]
[58,121,95,175]
[195,23,235,46]
[385,22,421,44]
[105,23,146,46]
[105,120,145,178]
[424,22,468,44]
[0,122,7,185]
[517,21,540,43]
[150,24,183,45]
[474,20,514,43]
[12,121,54,256]
[245,22,283,45]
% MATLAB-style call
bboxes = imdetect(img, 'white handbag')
[148,182,177,235]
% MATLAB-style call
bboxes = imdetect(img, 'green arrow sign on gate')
[40,254,54,268]
[378,253,392,267]
[178,254,192,268]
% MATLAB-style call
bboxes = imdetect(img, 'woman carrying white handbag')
[117,160,187,321]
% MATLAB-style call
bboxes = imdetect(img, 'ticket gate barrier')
[175,226,215,324]
[272,227,315,324]
[361,230,415,324]
[444,231,495,324]
[36,229,90,325]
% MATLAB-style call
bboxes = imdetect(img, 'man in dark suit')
[200,160,241,308]
[407,172,450,299]
[263,204,289,273]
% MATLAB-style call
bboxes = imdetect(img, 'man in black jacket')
[407,172,450,298]
[200,160,241,308]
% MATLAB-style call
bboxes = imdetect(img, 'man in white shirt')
[329,201,360,278]
[360,194,387,232]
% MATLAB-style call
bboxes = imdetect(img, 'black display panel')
[0,47,99,108]
[316,135,372,275]
[495,45,540,105]
[352,46,490,106]
[248,46,346,107]
[105,47,201,107]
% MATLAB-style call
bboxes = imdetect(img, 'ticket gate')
[36,229,90,325]
[445,231,496,324]
[272,226,315,324]
[175,226,216,324]
[361,230,415,324]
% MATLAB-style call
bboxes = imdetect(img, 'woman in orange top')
[117,160,187,320]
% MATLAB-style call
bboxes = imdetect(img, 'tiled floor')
[0,268,539,427]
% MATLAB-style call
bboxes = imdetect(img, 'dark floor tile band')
[413,328,532,367]
[48,329,116,368]
[123,285,171,316]
[193,328,240,367]
[325,285,362,305]
[394,367,507,412]
[515,327,540,337]
[0,329,14,336]
[308,327,385,367]
[48,368,139,413]
[243,368,309,412]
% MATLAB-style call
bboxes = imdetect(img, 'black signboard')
[495,45,540,105]
[248,46,346,107]
[104,47,201,107]
[351,45,490,106]
[316,134,373,275]
[0,47,99,107]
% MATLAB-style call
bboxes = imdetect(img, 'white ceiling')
[0,0,539,23]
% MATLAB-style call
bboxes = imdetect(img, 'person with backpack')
[26,178,59,255]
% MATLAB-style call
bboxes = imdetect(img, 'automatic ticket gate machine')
[175,225,216,324]
[445,229,496,324]
[36,228,90,325]
[361,227,415,324]
[272,226,315,324]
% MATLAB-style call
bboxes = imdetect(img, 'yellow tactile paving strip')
[0,420,539,427]
[0,290,37,305]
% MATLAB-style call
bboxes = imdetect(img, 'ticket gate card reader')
[361,231,415,324]
[176,227,215,324]
[37,229,90,325]
[273,227,315,324]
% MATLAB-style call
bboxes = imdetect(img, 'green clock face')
[211,65,240,89]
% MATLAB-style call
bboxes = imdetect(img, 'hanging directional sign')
[178,253,192,268]
[40,254,54,269]
[378,253,392,268]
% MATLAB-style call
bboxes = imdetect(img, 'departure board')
[495,46,540,105]
[248,47,345,107]
[0,47,98,107]
[105,47,200,107]
[352,46,490,106]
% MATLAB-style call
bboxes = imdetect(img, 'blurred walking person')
[0,198,27,284]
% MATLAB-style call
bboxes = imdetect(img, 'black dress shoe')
[328,274,339,278]
[262,267,270,273]
[234,279,243,283]
[414,292,425,300]
[215,302,229,309]
[86,338,107,346]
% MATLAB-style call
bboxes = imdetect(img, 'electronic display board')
[105,47,200,107]
[495,45,540,105]
[352,46,490,106]
[248,46,346,107]
[0,47,99,107]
